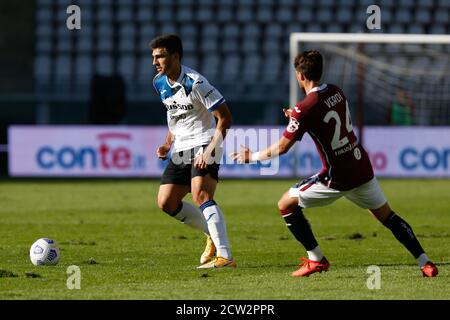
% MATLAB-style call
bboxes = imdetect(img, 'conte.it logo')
[36,132,147,171]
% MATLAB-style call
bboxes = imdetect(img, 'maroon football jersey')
[283,83,374,191]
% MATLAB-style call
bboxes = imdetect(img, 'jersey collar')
[166,65,186,88]
[307,83,327,95]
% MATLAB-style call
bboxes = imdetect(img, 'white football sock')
[417,253,430,269]
[307,246,324,262]
[200,200,231,260]
[173,201,209,235]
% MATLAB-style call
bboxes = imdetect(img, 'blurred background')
[1,0,450,177]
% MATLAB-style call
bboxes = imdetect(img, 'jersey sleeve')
[282,103,309,141]
[191,78,226,112]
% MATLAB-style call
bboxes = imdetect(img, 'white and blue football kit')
[153,65,225,152]
[154,65,233,262]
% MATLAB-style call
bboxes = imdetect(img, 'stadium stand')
[32,0,450,125]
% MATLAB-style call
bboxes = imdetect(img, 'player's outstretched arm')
[230,136,295,164]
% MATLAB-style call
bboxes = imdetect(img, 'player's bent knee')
[192,193,212,207]
[277,197,298,212]
[157,198,180,216]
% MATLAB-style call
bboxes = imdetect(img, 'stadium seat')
[117,6,134,23]
[34,54,52,84]
[298,0,315,6]
[97,23,114,37]
[75,54,93,90]
[319,0,335,8]
[279,0,296,8]
[182,54,199,71]
[339,0,355,7]
[261,55,281,80]
[418,0,434,8]
[217,6,233,23]
[120,23,136,39]
[36,6,52,23]
[378,0,395,9]
[54,55,72,92]
[429,24,447,34]
[119,37,136,53]
[257,7,273,23]
[202,55,220,78]
[96,55,114,76]
[336,8,353,24]
[37,0,52,5]
[380,9,393,24]
[262,39,279,53]
[395,10,412,24]
[242,38,259,54]
[223,24,240,39]
[434,10,449,24]
[297,8,314,23]
[388,24,405,34]
[196,7,213,22]
[408,25,425,34]
[178,7,194,22]
[222,55,240,80]
[97,36,114,52]
[258,0,275,6]
[265,23,283,39]
[217,0,233,7]
[137,55,154,86]
[181,37,196,53]
[202,23,220,38]
[415,9,432,24]
[325,24,344,33]
[97,6,113,22]
[201,37,219,53]
[118,55,136,80]
[242,52,261,81]
[57,38,72,53]
[139,23,157,46]
[36,22,52,39]
[398,0,415,9]
[243,23,261,39]
[156,7,174,22]
[180,25,197,39]
[36,39,52,53]
[306,23,323,33]
[236,6,254,22]
[137,6,154,22]
[276,7,293,23]
[160,23,177,35]
[221,38,239,54]
[437,0,450,8]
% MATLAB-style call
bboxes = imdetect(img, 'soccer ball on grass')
[29,238,60,266]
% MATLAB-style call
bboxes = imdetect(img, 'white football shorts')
[289,176,387,210]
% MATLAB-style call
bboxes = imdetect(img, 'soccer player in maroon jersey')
[231,50,438,278]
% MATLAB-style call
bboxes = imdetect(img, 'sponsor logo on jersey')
[165,102,194,111]
[287,117,299,133]
[204,88,216,99]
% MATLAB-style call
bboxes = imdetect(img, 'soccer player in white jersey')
[232,50,438,278]
[150,34,236,269]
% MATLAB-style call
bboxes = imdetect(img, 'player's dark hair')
[150,34,183,60]
[294,50,323,81]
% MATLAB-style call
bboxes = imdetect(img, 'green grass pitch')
[0,179,449,300]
